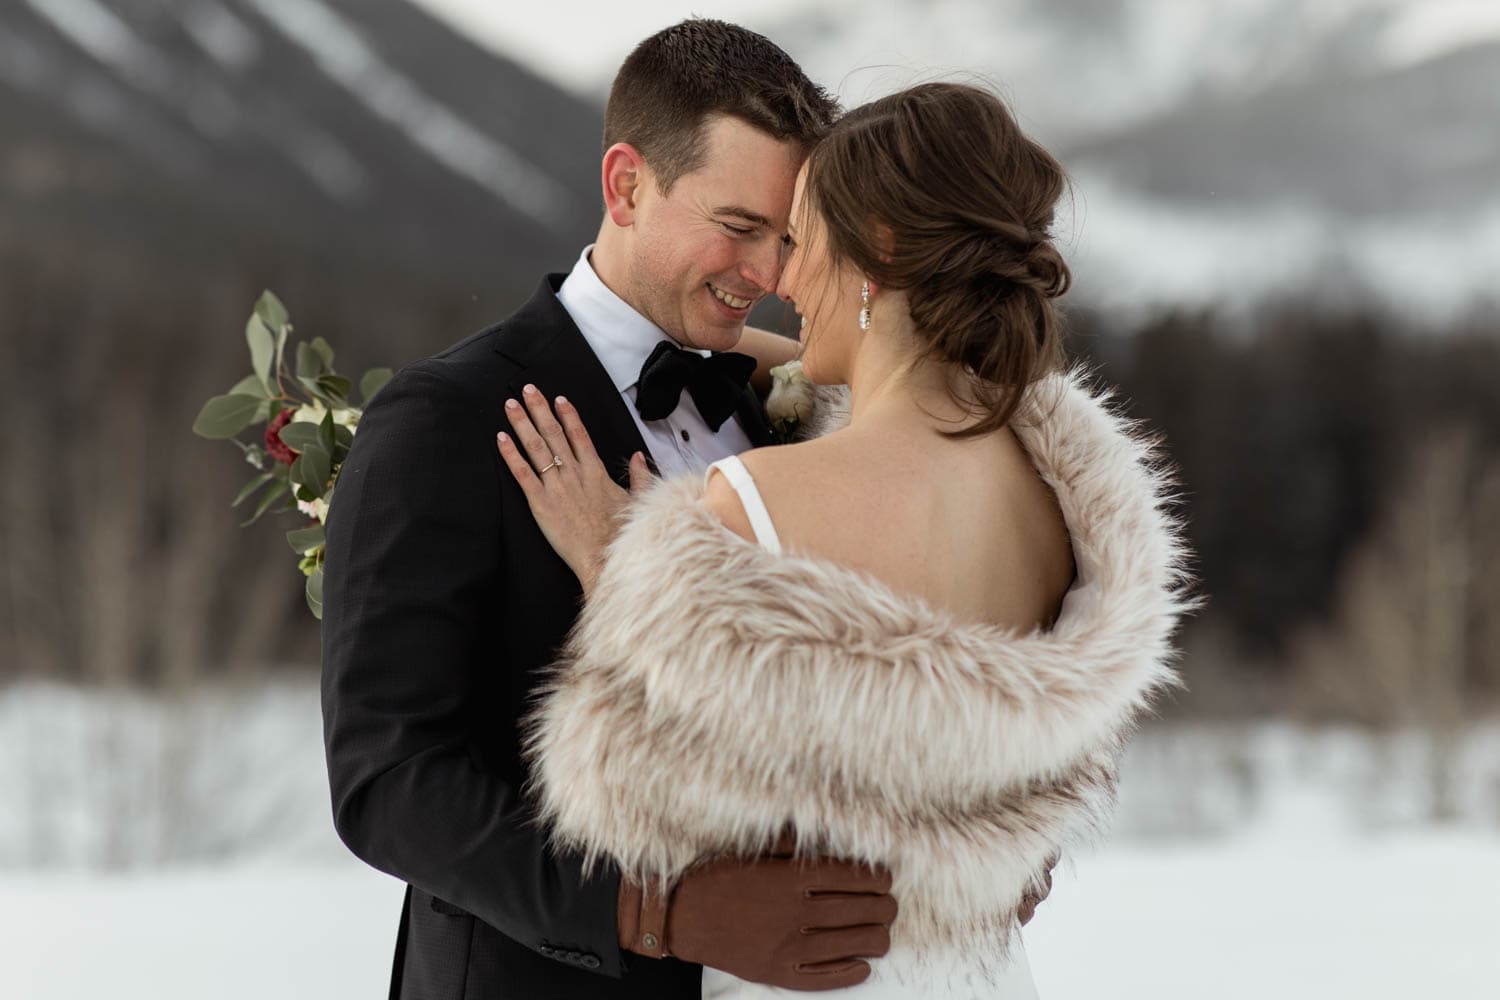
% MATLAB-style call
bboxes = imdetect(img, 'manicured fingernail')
[506,398,520,409]
[556,395,568,405]
[497,431,509,443]
[523,383,538,395]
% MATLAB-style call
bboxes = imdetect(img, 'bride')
[495,82,1193,996]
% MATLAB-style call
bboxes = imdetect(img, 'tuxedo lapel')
[494,276,651,486]
[732,384,774,448]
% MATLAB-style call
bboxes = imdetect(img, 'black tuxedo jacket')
[321,275,772,1000]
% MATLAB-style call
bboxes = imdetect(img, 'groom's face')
[627,115,803,352]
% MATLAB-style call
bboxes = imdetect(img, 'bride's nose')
[775,266,794,304]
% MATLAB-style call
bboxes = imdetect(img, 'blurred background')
[2,0,1497,997]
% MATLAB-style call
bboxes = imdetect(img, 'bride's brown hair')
[802,82,1071,437]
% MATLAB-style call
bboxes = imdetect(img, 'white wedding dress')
[697,457,1041,1000]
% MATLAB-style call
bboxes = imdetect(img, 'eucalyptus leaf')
[316,374,352,405]
[255,290,290,334]
[334,424,353,450]
[277,422,322,454]
[286,524,326,555]
[304,446,333,497]
[241,479,289,526]
[296,374,337,409]
[232,472,276,508]
[193,394,264,439]
[318,409,336,453]
[306,566,324,620]
[297,444,332,499]
[296,342,323,380]
[360,367,393,404]
[228,374,269,400]
[310,336,335,370]
[247,316,275,395]
[268,302,290,381]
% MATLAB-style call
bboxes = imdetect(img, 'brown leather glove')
[1016,852,1059,926]
[617,845,897,991]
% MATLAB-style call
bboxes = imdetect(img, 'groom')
[322,19,906,999]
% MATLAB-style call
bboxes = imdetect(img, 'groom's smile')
[707,282,757,316]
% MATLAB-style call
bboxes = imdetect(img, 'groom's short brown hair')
[604,19,838,193]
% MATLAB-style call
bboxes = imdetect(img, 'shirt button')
[680,428,691,442]
[642,932,659,950]
[581,955,602,969]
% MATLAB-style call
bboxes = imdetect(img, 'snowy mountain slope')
[754,0,1500,316]
[0,0,605,287]
[1068,40,1500,218]
[764,0,1500,144]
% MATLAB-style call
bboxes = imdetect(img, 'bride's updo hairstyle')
[802,82,1070,437]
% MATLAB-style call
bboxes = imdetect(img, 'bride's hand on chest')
[495,384,652,593]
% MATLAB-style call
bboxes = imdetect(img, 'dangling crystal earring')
[859,281,871,331]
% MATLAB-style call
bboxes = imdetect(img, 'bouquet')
[192,291,390,618]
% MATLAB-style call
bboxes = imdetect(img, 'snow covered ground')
[6,829,1497,999]
[3,679,1497,997]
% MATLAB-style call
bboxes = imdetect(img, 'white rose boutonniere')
[765,359,815,444]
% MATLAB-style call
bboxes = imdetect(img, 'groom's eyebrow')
[714,205,773,228]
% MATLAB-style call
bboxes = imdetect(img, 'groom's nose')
[736,235,783,299]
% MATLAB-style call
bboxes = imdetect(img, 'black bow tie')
[633,340,757,432]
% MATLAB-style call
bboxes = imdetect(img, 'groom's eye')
[721,223,754,236]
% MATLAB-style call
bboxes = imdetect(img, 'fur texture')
[522,369,1195,962]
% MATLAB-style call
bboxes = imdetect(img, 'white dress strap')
[704,456,782,555]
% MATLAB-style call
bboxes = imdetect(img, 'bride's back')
[736,419,1074,631]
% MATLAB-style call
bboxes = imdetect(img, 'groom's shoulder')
[409,320,509,390]
[402,274,569,394]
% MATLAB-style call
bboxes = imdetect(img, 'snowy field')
[3,679,1498,998]
[7,831,1497,999]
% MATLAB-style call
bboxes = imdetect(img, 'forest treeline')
[2,234,1496,725]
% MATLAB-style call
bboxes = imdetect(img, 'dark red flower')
[264,408,297,465]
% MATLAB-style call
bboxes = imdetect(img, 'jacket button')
[641,932,659,950]
[581,954,601,969]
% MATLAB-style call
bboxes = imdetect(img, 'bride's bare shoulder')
[725,437,869,550]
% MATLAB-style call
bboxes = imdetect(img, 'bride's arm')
[737,325,799,396]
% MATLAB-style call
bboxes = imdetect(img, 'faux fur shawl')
[522,369,1194,961]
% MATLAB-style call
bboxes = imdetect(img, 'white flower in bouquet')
[292,400,360,432]
[297,495,330,525]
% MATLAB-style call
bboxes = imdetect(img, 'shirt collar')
[555,244,708,393]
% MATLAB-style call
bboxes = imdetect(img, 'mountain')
[6,0,1497,321]
[0,0,604,294]
[759,0,1500,318]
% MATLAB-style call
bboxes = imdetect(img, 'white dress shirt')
[556,245,754,479]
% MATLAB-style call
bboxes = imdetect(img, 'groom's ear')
[602,143,648,228]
